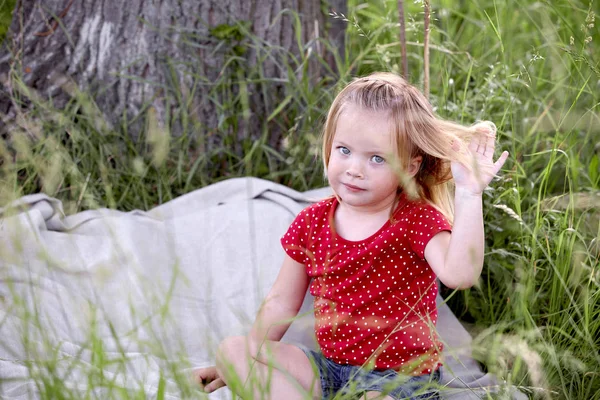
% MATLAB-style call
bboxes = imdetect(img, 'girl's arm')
[425,124,509,289]
[248,254,310,351]
[194,254,309,392]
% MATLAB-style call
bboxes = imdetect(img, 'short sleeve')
[280,207,313,264]
[408,205,452,259]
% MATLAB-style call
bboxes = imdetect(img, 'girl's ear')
[407,156,422,177]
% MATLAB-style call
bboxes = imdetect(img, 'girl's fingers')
[450,139,461,152]
[468,135,480,154]
[492,151,509,175]
[472,121,496,157]
[480,133,489,155]
[194,367,218,382]
[483,130,496,157]
[475,121,497,135]
[204,378,226,393]
[192,367,226,393]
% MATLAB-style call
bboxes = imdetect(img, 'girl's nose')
[346,162,364,178]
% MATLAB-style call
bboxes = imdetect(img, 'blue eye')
[371,155,385,164]
[338,146,350,155]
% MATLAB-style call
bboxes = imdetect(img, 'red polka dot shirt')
[281,193,451,375]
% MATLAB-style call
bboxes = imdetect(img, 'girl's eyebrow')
[333,140,349,146]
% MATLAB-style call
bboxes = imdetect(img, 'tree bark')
[325,0,347,69]
[0,0,344,149]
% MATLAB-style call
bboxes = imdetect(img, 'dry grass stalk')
[423,0,431,98]
[398,0,408,78]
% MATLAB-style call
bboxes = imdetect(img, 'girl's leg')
[216,336,321,400]
[364,391,438,400]
[359,368,441,400]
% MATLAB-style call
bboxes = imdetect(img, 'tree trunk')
[0,0,345,150]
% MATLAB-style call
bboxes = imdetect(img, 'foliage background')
[0,0,598,398]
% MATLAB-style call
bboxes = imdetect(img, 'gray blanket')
[0,177,526,399]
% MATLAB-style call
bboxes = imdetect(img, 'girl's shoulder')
[396,196,450,226]
[299,195,336,217]
[288,196,336,237]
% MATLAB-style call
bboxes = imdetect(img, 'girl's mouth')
[343,183,365,192]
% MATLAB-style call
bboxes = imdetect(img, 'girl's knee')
[216,336,247,366]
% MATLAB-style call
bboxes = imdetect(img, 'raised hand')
[451,122,509,195]
[192,366,226,393]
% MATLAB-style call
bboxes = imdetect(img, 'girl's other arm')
[425,124,508,289]
[248,254,310,352]
[425,191,485,289]
[194,255,309,392]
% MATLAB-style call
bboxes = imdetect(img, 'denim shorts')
[301,349,440,400]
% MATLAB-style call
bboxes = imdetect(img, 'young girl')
[194,72,509,399]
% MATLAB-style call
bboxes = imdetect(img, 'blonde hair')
[322,72,492,224]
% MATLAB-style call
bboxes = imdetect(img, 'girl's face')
[327,103,400,212]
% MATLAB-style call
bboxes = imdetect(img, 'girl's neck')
[337,200,394,219]
[333,195,400,242]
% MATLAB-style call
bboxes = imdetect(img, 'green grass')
[0,0,15,42]
[1,0,599,398]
